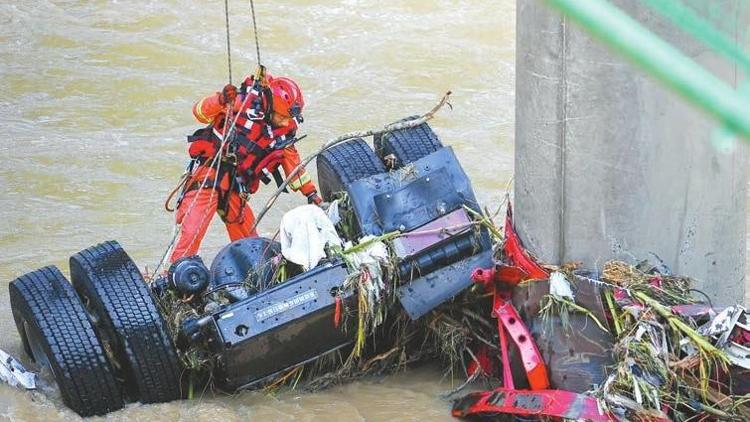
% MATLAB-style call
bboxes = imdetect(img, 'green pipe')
[537,0,750,140]
[639,0,750,74]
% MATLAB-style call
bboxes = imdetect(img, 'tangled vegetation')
[155,200,750,420]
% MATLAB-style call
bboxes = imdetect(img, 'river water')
[0,0,514,420]
[3,0,748,421]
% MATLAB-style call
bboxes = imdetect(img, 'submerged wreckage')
[8,120,750,420]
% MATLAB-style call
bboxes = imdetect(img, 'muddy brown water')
[0,0,513,420]
[0,0,745,421]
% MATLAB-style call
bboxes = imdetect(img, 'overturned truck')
[9,119,494,416]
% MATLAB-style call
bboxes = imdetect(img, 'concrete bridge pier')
[514,0,747,305]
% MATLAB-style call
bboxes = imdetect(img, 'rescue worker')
[170,68,322,263]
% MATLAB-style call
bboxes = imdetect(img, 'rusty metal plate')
[730,367,750,397]
[392,208,472,259]
[510,276,615,393]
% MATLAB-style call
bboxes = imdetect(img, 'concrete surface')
[514,0,748,306]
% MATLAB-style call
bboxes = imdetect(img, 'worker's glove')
[219,84,238,105]
[306,192,323,206]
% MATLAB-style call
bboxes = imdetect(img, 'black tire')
[374,115,442,168]
[70,241,182,404]
[9,266,124,416]
[316,138,386,201]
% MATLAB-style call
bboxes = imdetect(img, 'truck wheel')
[70,241,182,404]
[9,266,123,416]
[374,115,442,168]
[317,138,385,201]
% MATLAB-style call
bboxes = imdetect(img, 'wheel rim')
[24,320,49,368]
[79,293,120,370]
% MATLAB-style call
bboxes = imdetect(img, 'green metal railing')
[537,0,750,141]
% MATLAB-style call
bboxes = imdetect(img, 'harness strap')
[233,134,269,158]
[185,178,223,193]
[271,168,288,192]
[186,128,207,143]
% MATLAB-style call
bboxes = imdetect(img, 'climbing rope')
[153,99,250,278]
[249,92,454,233]
[152,0,268,277]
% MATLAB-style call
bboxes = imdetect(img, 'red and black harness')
[180,77,301,222]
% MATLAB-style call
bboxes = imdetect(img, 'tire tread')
[9,266,123,416]
[316,138,385,201]
[70,241,182,404]
[375,115,442,167]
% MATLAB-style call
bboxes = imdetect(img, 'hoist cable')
[250,0,262,65]
[224,0,233,83]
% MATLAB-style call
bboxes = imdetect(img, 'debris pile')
[591,260,750,421]
[156,200,750,421]
[517,258,750,421]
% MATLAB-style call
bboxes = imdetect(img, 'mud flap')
[373,168,464,233]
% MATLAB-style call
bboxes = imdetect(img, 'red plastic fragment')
[453,388,627,421]
[333,296,342,328]
[471,265,528,288]
[503,204,549,280]
[467,344,494,377]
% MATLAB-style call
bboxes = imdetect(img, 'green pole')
[639,0,750,74]
[537,0,750,140]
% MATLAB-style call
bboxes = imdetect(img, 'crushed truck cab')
[8,119,491,415]
[202,119,491,390]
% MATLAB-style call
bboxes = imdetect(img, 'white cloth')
[325,199,341,226]
[549,271,575,301]
[279,205,342,270]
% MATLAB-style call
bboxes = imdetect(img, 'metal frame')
[452,206,664,421]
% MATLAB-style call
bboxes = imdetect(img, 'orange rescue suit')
[170,83,317,263]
